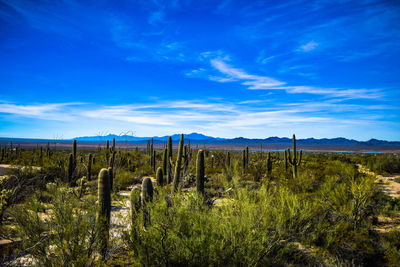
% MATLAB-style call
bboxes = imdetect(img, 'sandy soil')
[357,164,400,232]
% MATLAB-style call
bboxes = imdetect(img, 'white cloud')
[0,102,80,121]
[0,99,394,139]
[204,59,381,99]
[298,41,319,52]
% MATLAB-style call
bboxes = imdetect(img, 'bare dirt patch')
[357,164,400,233]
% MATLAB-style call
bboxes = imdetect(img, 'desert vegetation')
[1,134,400,266]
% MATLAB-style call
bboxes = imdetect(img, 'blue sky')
[0,0,399,140]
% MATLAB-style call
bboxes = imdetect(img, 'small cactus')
[96,168,111,256]
[156,167,164,186]
[196,150,205,195]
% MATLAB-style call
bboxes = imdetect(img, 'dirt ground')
[357,164,400,233]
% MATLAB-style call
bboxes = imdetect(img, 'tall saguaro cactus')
[225,151,231,169]
[141,177,153,226]
[284,150,288,171]
[72,139,77,161]
[162,147,168,175]
[196,150,205,195]
[266,152,273,177]
[242,149,246,169]
[96,168,111,257]
[167,136,173,183]
[287,134,302,178]
[87,153,92,180]
[67,153,74,185]
[167,136,173,159]
[246,146,249,166]
[172,134,184,192]
[156,167,164,186]
[152,150,156,172]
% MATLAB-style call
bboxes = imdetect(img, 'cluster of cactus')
[287,134,302,178]
[96,168,111,257]
[166,136,173,184]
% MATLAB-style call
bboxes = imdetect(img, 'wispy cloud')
[297,41,318,52]
[210,59,284,87]
[0,99,395,139]
[190,58,381,99]
[0,102,81,121]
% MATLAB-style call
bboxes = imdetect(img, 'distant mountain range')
[73,133,226,142]
[73,133,400,147]
[1,133,400,151]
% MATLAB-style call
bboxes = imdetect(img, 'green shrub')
[11,182,98,265]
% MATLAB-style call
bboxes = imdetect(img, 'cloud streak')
[201,59,381,99]
[0,99,394,138]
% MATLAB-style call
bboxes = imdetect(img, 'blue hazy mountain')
[1,134,399,150]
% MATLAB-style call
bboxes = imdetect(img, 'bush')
[11,182,98,265]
